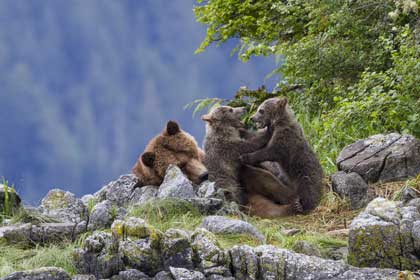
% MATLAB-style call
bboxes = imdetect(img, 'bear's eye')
[229,108,233,112]
[259,109,265,114]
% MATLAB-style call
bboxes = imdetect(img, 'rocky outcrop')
[337,133,420,184]
[348,197,420,270]
[1,267,71,280]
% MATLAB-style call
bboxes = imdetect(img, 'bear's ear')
[201,114,213,123]
[166,120,181,135]
[141,152,155,167]
[277,98,288,109]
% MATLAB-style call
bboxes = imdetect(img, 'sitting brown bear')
[132,121,208,186]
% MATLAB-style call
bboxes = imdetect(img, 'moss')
[43,191,70,209]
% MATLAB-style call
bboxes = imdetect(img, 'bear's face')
[132,152,162,186]
[201,106,246,128]
[251,97,288,128]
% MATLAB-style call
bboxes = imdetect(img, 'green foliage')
[1,178,19,223]
[194,0,420,173]
[10,209,59,225]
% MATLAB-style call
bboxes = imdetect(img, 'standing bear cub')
[240,97,324,213]
[132,120,208,186]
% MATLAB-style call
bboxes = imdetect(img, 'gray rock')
[0,223,32,244]
[402,187,420,203]
[157,165,196,200]
[39,189,87,223]
[292,240,322,257]
[0,184,21,214]
[80,194,95,207]
[94,174,140,206]
[348,197,420,270]
[88,200,126,230]
[168,267,205,280]
[162,229,193,270]
[71,275,96,280]
[196,181,225,200]
[337,133,420,183]
[331,171,369,209]
[201,216,265,243]
[2,267,71,280]
[153,271,173,280]
[73,231,124,279]
[189,198,224,215]
[230,245,259,280]
[130,186,158,205]
[206,276,235,280]
[110,269,151,280]
[281,228,301,236]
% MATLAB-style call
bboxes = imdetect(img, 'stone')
[326,228,350,237]
[71,275,96,280]
[80,194,95,207]
[157,165,196,200]
[292,240,322,257]
[0,184,21,214]
[201,216,265,243]
[130,186,158,205]
[337,133,420,183]
[189,197,224,215]
[402,187,420,203]
[168,267,205,280]
[331,171,369,209]
[88,200,126,230]
[196,181,225,200]
[230,245,259,280]
[162,229,194,270]
[2,267,71,280]
[39,189,87,223]
[110,269,151,280]
[153,271,173,280]
[280,228,301,236]
[348,197,420,270]
[94,174,140,206]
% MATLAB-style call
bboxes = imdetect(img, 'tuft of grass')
[1,178,20,223]
[0,243,77,277]
[128,198,204,232]
[10,208,59,225]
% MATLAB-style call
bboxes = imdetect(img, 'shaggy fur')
[240,97,324,212]
[202,106,300,217]
[132,121,208,185]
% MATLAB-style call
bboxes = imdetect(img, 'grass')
[0,243,77,277]
[1,178,20,224]
[9,208,59,225]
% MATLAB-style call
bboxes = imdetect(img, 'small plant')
[87,198,97,216]
[1,178,19,223]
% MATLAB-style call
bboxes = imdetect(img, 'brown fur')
[132,121,208,185]
[240,97,324,213]
[202,106,300,217]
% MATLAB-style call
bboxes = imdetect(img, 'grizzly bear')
[240,97,323,213]
[132,121,208,186]
[202,106,301,217]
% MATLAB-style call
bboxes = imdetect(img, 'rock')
[2,267,71,280]
[88,200,126,230]
[153,271,173,280]
[80,194,95,207]
[337,133,420,183]
[348,197,420,270]
[280,228,301,236]
[292,240,322,257]
[0,184,21,214]
[190,228,231,277]
[162,229,194,270]
[331,171,369,209]
[130,186,158,205]
[197,181,225,200]
[39,189,87,223]
[326,228,350,237]
[71,275,96,280]
[189,198,224,215]
[111,217,162,244]
[73,231,124,279]
[110,269,151,280]
[230,245,259,280]
[402,187,420,203]
[119,239,162,276]
[94,174,140,206]
[157,165,196,200]
[169,267,205,280]
[324,246,349,261]
[201,216,265,243]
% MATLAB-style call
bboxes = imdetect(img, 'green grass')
[1,178,20,224]
[9,208,59,225]
[0,243,77,277]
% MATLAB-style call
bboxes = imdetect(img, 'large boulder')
[39,189,87,224]
[331,171,369,209]
[348,197,420,270]
[0,184,21,215]
[88,200,126,231]
[94,174,140,206]
[201,216,265,243]
[157,165,196,200]
[1,267,71,280]
[130,186,158,206]
[337,133,420,183]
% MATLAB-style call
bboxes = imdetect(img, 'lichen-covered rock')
[197,181,225,200]
[88,200,126,230]
[0,184,21,215]
[0,223,32,244]
[157,165,196,200]
[130,186,158,206]
[169,267,205,280]
[162,229,194,270]
[190,228,231,277]
[39,189,87,224]
[201,216,265,243]
[73,231,124,279]
[80,194,95,207]
[1,267,71,280]
[291,240,322,257]
[71,275,96,280]
[153,271,173,280]
[348,197,420,270]
[110,269,151,280]
[337,133,420,183]
[94,174,140,206]
[331,171,369,209]
[230,245,259,280]
[189,197,224,215]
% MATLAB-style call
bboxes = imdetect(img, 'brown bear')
[202,106,301,218]
[240,97,324,213]
[132,120,208,186]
